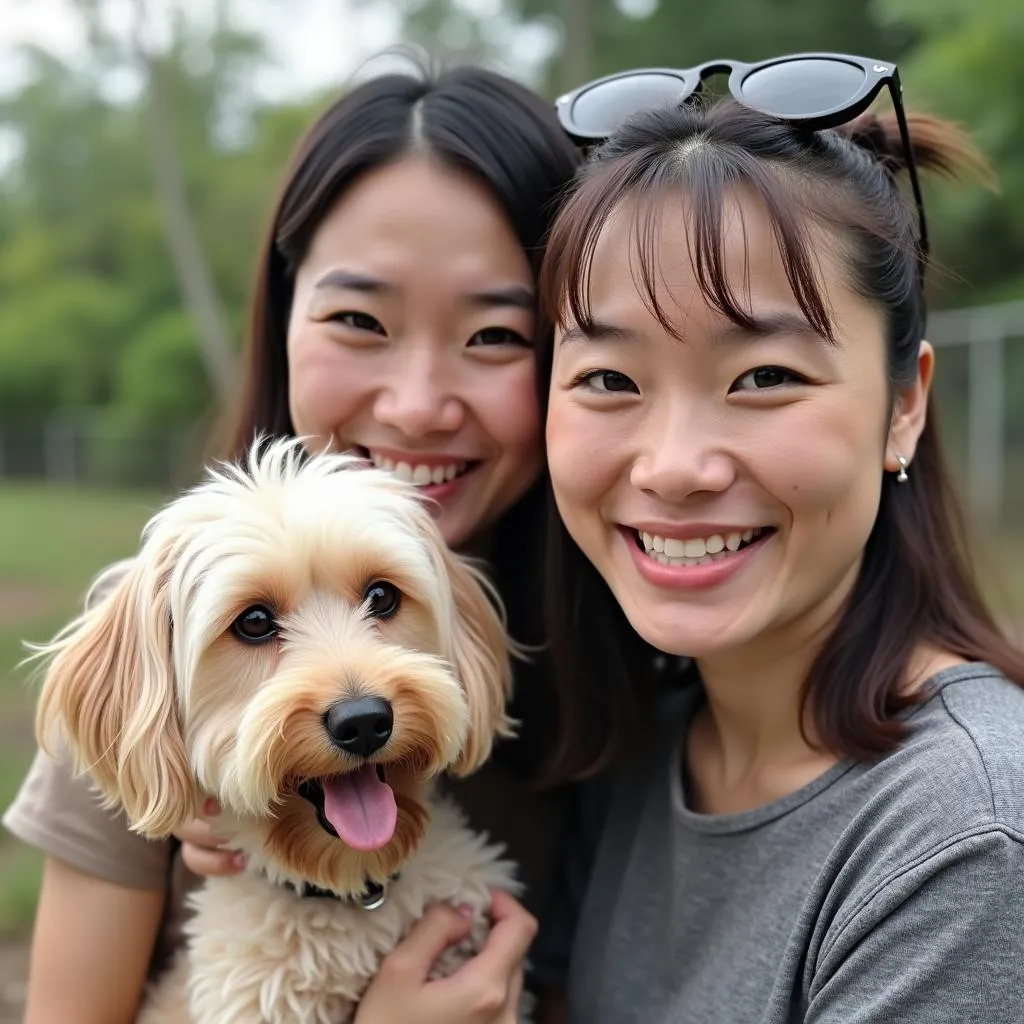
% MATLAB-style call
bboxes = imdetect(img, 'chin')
[616,591,755,661]
[33,438,533,1023]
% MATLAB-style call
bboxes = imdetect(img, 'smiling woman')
[548,184,909,659]
[537,90,1024,1023]
[284,156,543,547]
[4,63,582,1024]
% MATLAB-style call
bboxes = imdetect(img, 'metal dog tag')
[356,880,388,911]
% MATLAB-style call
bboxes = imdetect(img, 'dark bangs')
[541,102,919,349]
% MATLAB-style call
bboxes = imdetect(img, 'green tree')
[370,0,915,95]
[874,0,1024,303]
[0,12,315,445]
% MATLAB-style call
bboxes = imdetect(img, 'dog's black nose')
[324,697,394,758]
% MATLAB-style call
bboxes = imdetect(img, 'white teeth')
[367,451,468,486]
[638,527,767,566]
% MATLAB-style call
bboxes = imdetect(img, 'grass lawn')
[0,483,166,934]
[0,481,1021,939]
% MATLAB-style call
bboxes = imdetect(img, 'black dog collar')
[281,873,400,911]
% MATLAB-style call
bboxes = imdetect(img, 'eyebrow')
[314,271,535,311]
[715,310,823,343]
[315,270,396,295]
[558,319,642,346]
[559,310,824,347]
[464,285,536,311]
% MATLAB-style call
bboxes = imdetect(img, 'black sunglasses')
[555,52,928,259]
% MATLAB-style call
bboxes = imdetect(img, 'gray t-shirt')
[562,663,1024,1022]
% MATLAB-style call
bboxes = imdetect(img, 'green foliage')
[0,275,131,417]
[0,16,314,436]
[112,309,211,428]
[874,0,1024,302]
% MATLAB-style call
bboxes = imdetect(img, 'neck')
[696,636,824,778]
[689,565,858,807]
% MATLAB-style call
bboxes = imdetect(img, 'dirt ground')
[0,582,58,623]
[0,937,28,1022]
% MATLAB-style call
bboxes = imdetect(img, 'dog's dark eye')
[231,604,278,644]
[363,581,401,620]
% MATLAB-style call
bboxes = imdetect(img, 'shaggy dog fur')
[33,439,530,1023]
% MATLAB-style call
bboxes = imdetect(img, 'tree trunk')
[560,0,593,92]
[129,0,235,403]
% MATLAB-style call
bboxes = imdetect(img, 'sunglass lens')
[740,58,866,119]
[568,73,689,137]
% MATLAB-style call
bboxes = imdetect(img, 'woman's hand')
[356,889,538,1024]
[173,798,245,877]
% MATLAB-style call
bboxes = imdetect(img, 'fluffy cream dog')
[34,438,530,1024]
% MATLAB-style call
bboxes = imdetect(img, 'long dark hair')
[218,64,581,780]
[537,98,1022,781]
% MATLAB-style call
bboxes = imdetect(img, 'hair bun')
[843,112,907,175]
[840,110,996,188]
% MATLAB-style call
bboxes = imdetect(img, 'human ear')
[884,340,934,473]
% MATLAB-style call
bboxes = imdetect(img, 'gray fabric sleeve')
[807,827,1024,1023]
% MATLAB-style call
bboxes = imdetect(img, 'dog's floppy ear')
[34,546,195,838]
[440,549,517,776]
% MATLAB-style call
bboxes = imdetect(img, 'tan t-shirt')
[2,562,569,978]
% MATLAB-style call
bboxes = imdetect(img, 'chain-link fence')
[929,300,1024,535]
[0,420,199,490]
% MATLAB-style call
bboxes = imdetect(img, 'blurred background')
[0,0,1021,1012]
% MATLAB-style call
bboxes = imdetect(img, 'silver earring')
[895,455,909,483]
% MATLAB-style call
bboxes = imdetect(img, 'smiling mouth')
[633,526,775,566]
[296,765,396,850]
[356,448,480,487]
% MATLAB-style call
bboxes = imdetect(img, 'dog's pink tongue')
[321,767,397,851]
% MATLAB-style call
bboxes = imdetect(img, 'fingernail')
[457,904,474,920]
[204,797,221,816]
[232,853,246,869]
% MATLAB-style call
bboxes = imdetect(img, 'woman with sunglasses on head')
[5,64,580,1024]
[537,55,1024,1022]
